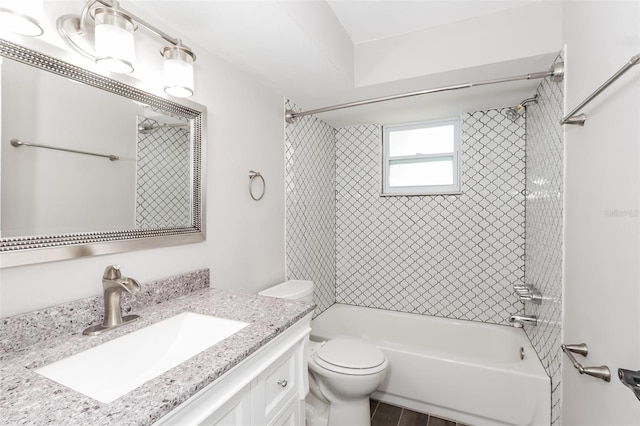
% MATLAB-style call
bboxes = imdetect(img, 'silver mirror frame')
[0,39,206,268]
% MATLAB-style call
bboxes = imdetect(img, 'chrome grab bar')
[562,343,611,382]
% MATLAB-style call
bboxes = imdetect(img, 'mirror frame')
[0,39,206,268]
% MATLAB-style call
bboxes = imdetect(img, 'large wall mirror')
[0,39,206,267]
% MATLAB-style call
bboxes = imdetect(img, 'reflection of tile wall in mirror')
[136,116,191,229]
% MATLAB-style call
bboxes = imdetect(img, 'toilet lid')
[313,338,385,370]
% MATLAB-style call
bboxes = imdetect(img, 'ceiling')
[327,0,538,44]
[40,1,560,128]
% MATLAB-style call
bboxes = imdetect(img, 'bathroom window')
[382,118,461,195]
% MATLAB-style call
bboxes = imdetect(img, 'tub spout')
[508,314,538,327]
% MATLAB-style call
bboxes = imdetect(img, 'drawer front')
[255,346,300,422]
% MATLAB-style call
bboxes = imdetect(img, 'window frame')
[382,117,461,196]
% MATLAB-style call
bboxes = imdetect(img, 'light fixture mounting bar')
[81,0,182,47]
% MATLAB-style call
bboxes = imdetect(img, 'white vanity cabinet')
[155,314,311,426]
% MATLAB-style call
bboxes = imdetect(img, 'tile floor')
[370,400,470,426]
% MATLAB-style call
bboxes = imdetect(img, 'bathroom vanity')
[0,280,314,425]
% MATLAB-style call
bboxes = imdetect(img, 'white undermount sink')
[35,312,249,403]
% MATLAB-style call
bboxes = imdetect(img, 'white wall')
[355,1,562,87]
[0,33,286,317]
[562,1,640,424]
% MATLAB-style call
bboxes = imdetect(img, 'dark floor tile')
[370,399,379,419]
[427,415,456,426]
[398,409,429,426]
[372,402,403,426]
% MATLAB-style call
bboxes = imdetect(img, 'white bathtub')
[310,304,550,426]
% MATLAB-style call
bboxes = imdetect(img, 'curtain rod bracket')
[562,113,587,126]
[550,62,565,83]
[285,109,297,124]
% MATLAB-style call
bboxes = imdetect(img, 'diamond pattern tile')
[136,117,191,228]
[285,76,563,421]
[524,54,565,426]
[284,100,336,315]
[335,110,525,324]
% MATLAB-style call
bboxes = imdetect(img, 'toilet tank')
[258,280,314,303]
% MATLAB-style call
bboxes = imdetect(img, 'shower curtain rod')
[285,62,565,123]
[561,52,640,126]
[10,138,119,161]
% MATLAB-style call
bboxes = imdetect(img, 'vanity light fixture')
[93,7,136,74]
[57,0,197,96]
[0,1,45,37]
[161,44,196,98]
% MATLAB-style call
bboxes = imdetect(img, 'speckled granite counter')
[0,280,314,425]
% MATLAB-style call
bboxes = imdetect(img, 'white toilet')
[259,280,388,426]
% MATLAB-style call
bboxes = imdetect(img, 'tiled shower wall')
[284,100,336,314]
[334,111,525,324]
[524,55,564,425]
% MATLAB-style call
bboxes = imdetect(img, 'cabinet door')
[200,384,252,426]
[269,399,302,426]
[254,346,300,423]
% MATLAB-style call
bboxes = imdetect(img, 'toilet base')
[328,397,371,426]
[305,395,371,426]
[305,391,329,426]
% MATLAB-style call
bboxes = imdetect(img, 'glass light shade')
[163,46,195,98]
[0,1,44,37]
[94,8,135,74]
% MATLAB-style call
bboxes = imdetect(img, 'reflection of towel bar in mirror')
[138,123,189,134]
[10,138,119,161]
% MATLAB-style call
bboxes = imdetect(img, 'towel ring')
[248,170,265,201]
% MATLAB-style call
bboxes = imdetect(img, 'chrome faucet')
[83,265,141,336]
[508,314,538,328]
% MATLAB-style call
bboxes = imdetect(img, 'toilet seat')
[311,338,386,375]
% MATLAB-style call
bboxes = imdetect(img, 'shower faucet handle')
[513,284,542,304]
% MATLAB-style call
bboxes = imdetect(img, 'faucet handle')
[103,265,122,280]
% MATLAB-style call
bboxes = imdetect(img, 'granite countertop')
[0,287,314,425]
